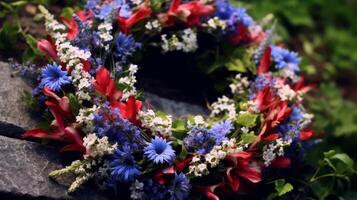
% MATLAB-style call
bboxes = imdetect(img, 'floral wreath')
[21,0,317,199]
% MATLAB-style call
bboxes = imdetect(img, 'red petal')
[45,101,66,131]
[37,39,58,59]
[237,166,262,183]
[169,0,181,12]
[95,67,111,96]
[271,157,291,168]
[81,59,91,72]
[23,128,64,141]
[299,129,314,141]
[257,46,272,74]
[118,5,152,34]
[226,167,241,191]
[262,133,280,141]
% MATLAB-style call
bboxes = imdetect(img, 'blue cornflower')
[209,120,233,144]
[183,126,216,155]
[93,106,144,149]
[114,33,141,63]
[110,145,141,182]
[271,45,301,72]
[95,4,113,20]
[169,173,191,200]
[85,0,99,10]
[215,0,253,30]
[144,137,176,164]
[215,0,234,20]
[229,8,253,27]
[40,64,71,91]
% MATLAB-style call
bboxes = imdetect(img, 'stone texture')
[0,61,37,130]
[0,135,111,200]
[145,92,208,117]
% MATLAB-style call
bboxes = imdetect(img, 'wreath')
[22,0,317,199]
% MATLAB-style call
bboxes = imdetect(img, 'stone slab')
[0,135,111,200]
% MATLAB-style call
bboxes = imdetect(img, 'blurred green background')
[0,0,357,199]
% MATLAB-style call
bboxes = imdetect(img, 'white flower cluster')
[161,28,198,53]
[276,84,296,101]
[98,21,114,50]
[145,20,162,31]
[76,106,97,133]
[70,63,94,101]
[205,17,227,30]
[279,68,299,82]
[39,6,93,101]
[130,180,144,199]
[262,138,291,166]
[229,74,250,95]
[139,109,173,136]
[210,96,237,120]
[83,133,117,159]
[119,64,138,100]
[131,0,143,5]
[301,112,314,127]
[189,139,242,177]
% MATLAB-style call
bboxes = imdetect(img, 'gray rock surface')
[0,135,111,200]
[145,92,208,117]
[0,61,37,130]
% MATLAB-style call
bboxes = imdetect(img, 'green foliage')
[236,113,258,128]
[309,150,356,199]
[267,179,294,200]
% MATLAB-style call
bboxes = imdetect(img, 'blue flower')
[183,126,216,155]
[93,106,144,149]
[271,45,300,72]
[110,145,141,182]
[169,173,191,200]
[95,4,113,20]
[40,64,71,91]
[215,0,253,29]
[209,120,233,144]
[144,137,176,164]
[114,33,141,63]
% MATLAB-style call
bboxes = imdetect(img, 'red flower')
[158,0,214,27]
[117,5,152,34]
[299,129,314,141]
[196,180,225,200]
[37,37,58,60]
[225,152,262,192]
[256,46,272,75]
[94,67,122,103]
[61,11,92,40]
[230,25,251,44]
[23,88,85,154]
[291,76,316,94]
[270,157,291,168]
[117,96,142,125]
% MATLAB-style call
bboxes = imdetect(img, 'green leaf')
[236,113,258,128]
[226,58,246,72]
[61,7,75,19]
[240,132,257,144]
[275,179,293,196]
[172,120,187,140]
[150,0,163,12]
[68,94,80,116]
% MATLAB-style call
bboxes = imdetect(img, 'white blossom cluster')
[119,64,138,101]
[145,20,162,31]
[130,180,144,199]
[76,105,97,133]
[205,17,227,30]
[98,21,114,50]
[161,28,198,53]
[130,0,143,5]
[70,63,94,101]
[189,139,242,177]
[139,109,173,136]
[210,96,237,120]
[275,84,296,101]
[39,6,93,101]
[229,74,250,95]
[262,138,291,166]
[190,115,206,126]
[279,68,299,82]
[83,133,117,159]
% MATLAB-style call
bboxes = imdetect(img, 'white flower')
[83,134,117,159]
[206,17,227,30]
[276,85,296,101]
[210,96,237,120]
[262,138,291,166]
[229,74,250,95]
[139,109,173,136]
[130,180,144,199]
[161,29,198,53]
